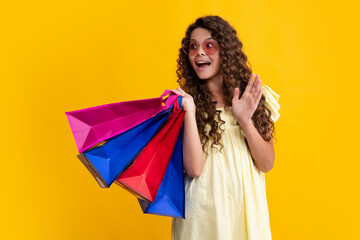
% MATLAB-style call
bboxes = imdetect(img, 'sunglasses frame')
[182,38,219,56]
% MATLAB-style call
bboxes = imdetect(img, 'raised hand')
[232,74,262,126]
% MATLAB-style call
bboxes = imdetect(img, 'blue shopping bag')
[137,127,185,218]
[77,97,182,188]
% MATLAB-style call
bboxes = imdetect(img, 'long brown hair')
[177,15,275,153]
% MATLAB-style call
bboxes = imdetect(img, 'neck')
[205,74,225,107]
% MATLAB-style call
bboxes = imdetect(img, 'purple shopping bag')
[65,90,178,153]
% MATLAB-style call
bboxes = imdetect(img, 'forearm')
[239,120,275,173]
[182,111,204,177]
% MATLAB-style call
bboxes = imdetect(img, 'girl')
[171,16,280,240]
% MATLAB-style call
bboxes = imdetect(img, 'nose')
[196,44,206,56]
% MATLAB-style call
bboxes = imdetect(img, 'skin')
[173,28,275,177]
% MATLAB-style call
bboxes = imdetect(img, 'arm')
[232,74,275,173]
[240,121,274,173]
[172,88,204,177]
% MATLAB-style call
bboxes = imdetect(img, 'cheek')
[213,58,221,70]
[189,57,196,68]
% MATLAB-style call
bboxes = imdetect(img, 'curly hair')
[176,15,276,154]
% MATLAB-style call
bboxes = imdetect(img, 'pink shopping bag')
[65,90,178,152]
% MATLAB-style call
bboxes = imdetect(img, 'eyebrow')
[189,37,215,41]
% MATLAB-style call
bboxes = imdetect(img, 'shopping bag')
[137,127,185,218]
[114,180,148,200]
[65,90,178,152]
[117,101,186,202]
[76,109,171,188]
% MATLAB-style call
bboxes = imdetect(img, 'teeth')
[197,61,210,64]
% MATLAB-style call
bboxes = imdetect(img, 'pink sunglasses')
[182,38,219,56]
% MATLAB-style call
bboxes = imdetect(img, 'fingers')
[177,87,186,95]
[252,75,261,95]
[252,75,262,106]
[172,88,185,97]
[244,74,255,94]
[233,87,240,101]
[245,74,262,97]
[254,86,262,106]
[242,74,262,106]
[171,89,181,96]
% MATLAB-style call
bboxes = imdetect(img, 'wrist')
[184,107,196,120]
[186,104,196,115]
[237,118,253,129]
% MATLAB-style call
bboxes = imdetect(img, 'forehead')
[190,28,213,41]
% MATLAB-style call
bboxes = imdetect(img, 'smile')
[196,61,211,70]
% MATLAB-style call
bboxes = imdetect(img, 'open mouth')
[196,61,211,70]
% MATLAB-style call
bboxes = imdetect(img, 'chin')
[196,72,214,80]
[197,75,209,80]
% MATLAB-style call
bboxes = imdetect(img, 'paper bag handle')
[160,89,179,109]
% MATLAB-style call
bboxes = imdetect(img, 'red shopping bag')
[117,100,185,202]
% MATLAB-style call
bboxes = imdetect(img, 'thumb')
[233,87,240,101]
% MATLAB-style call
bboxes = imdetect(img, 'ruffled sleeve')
[261,84,280,123]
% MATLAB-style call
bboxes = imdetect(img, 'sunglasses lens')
[203,40,218,55]
[188,40,198,56]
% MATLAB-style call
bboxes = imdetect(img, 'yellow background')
[1,0,359,239]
